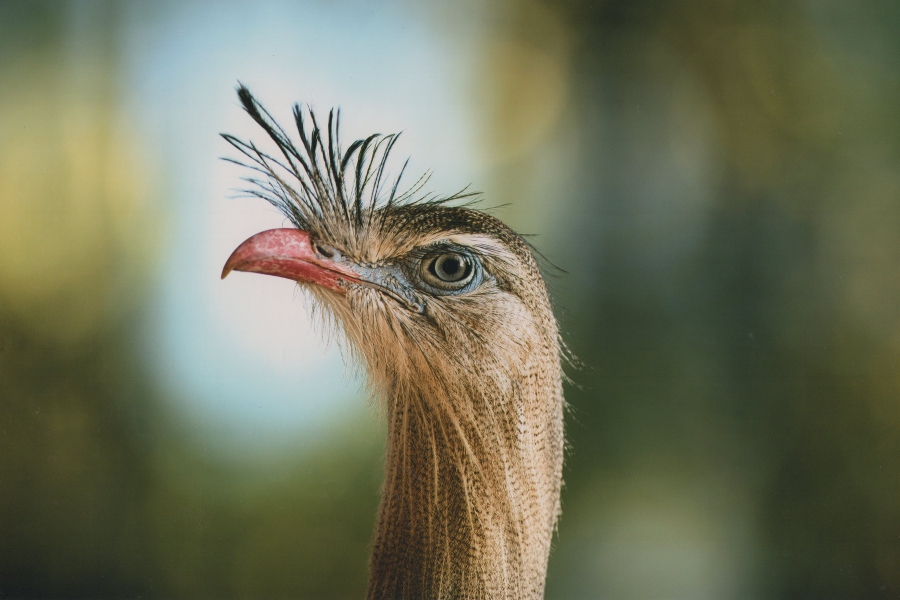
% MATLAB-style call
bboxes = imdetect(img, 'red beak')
[221,228,357,293]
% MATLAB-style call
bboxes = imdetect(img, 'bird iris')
[420,251,475,291]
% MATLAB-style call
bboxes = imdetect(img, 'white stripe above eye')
[408,233,518,263]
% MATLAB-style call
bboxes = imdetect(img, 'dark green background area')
[2,1,900,598]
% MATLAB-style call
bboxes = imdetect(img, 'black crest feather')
[221,84,477,253]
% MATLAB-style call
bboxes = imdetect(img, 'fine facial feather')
[222,85,565,600]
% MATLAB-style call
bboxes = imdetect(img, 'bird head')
[221,85,565,599]
[221,86,559,403]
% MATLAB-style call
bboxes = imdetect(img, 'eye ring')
[420,251,475,291]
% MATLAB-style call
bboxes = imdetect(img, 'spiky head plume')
[221,84,477,259]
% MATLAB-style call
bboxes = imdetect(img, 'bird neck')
[365,351,564,600]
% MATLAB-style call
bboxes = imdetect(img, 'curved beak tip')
[220,250,245,279]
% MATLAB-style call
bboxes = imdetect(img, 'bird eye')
[421,252,475,290]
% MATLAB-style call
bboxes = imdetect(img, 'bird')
[221,85,565,600]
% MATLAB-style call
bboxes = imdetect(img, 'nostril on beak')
[314,243,337,259]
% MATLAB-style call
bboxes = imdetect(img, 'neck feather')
[365,348,564,600]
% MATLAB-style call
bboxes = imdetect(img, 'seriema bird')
[221,85,565,600]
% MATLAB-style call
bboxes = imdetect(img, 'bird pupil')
[443,258,460,275]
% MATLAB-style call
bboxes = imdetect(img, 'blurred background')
[2,0,900,598]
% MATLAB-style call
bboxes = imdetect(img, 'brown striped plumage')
[222,86,565,600]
